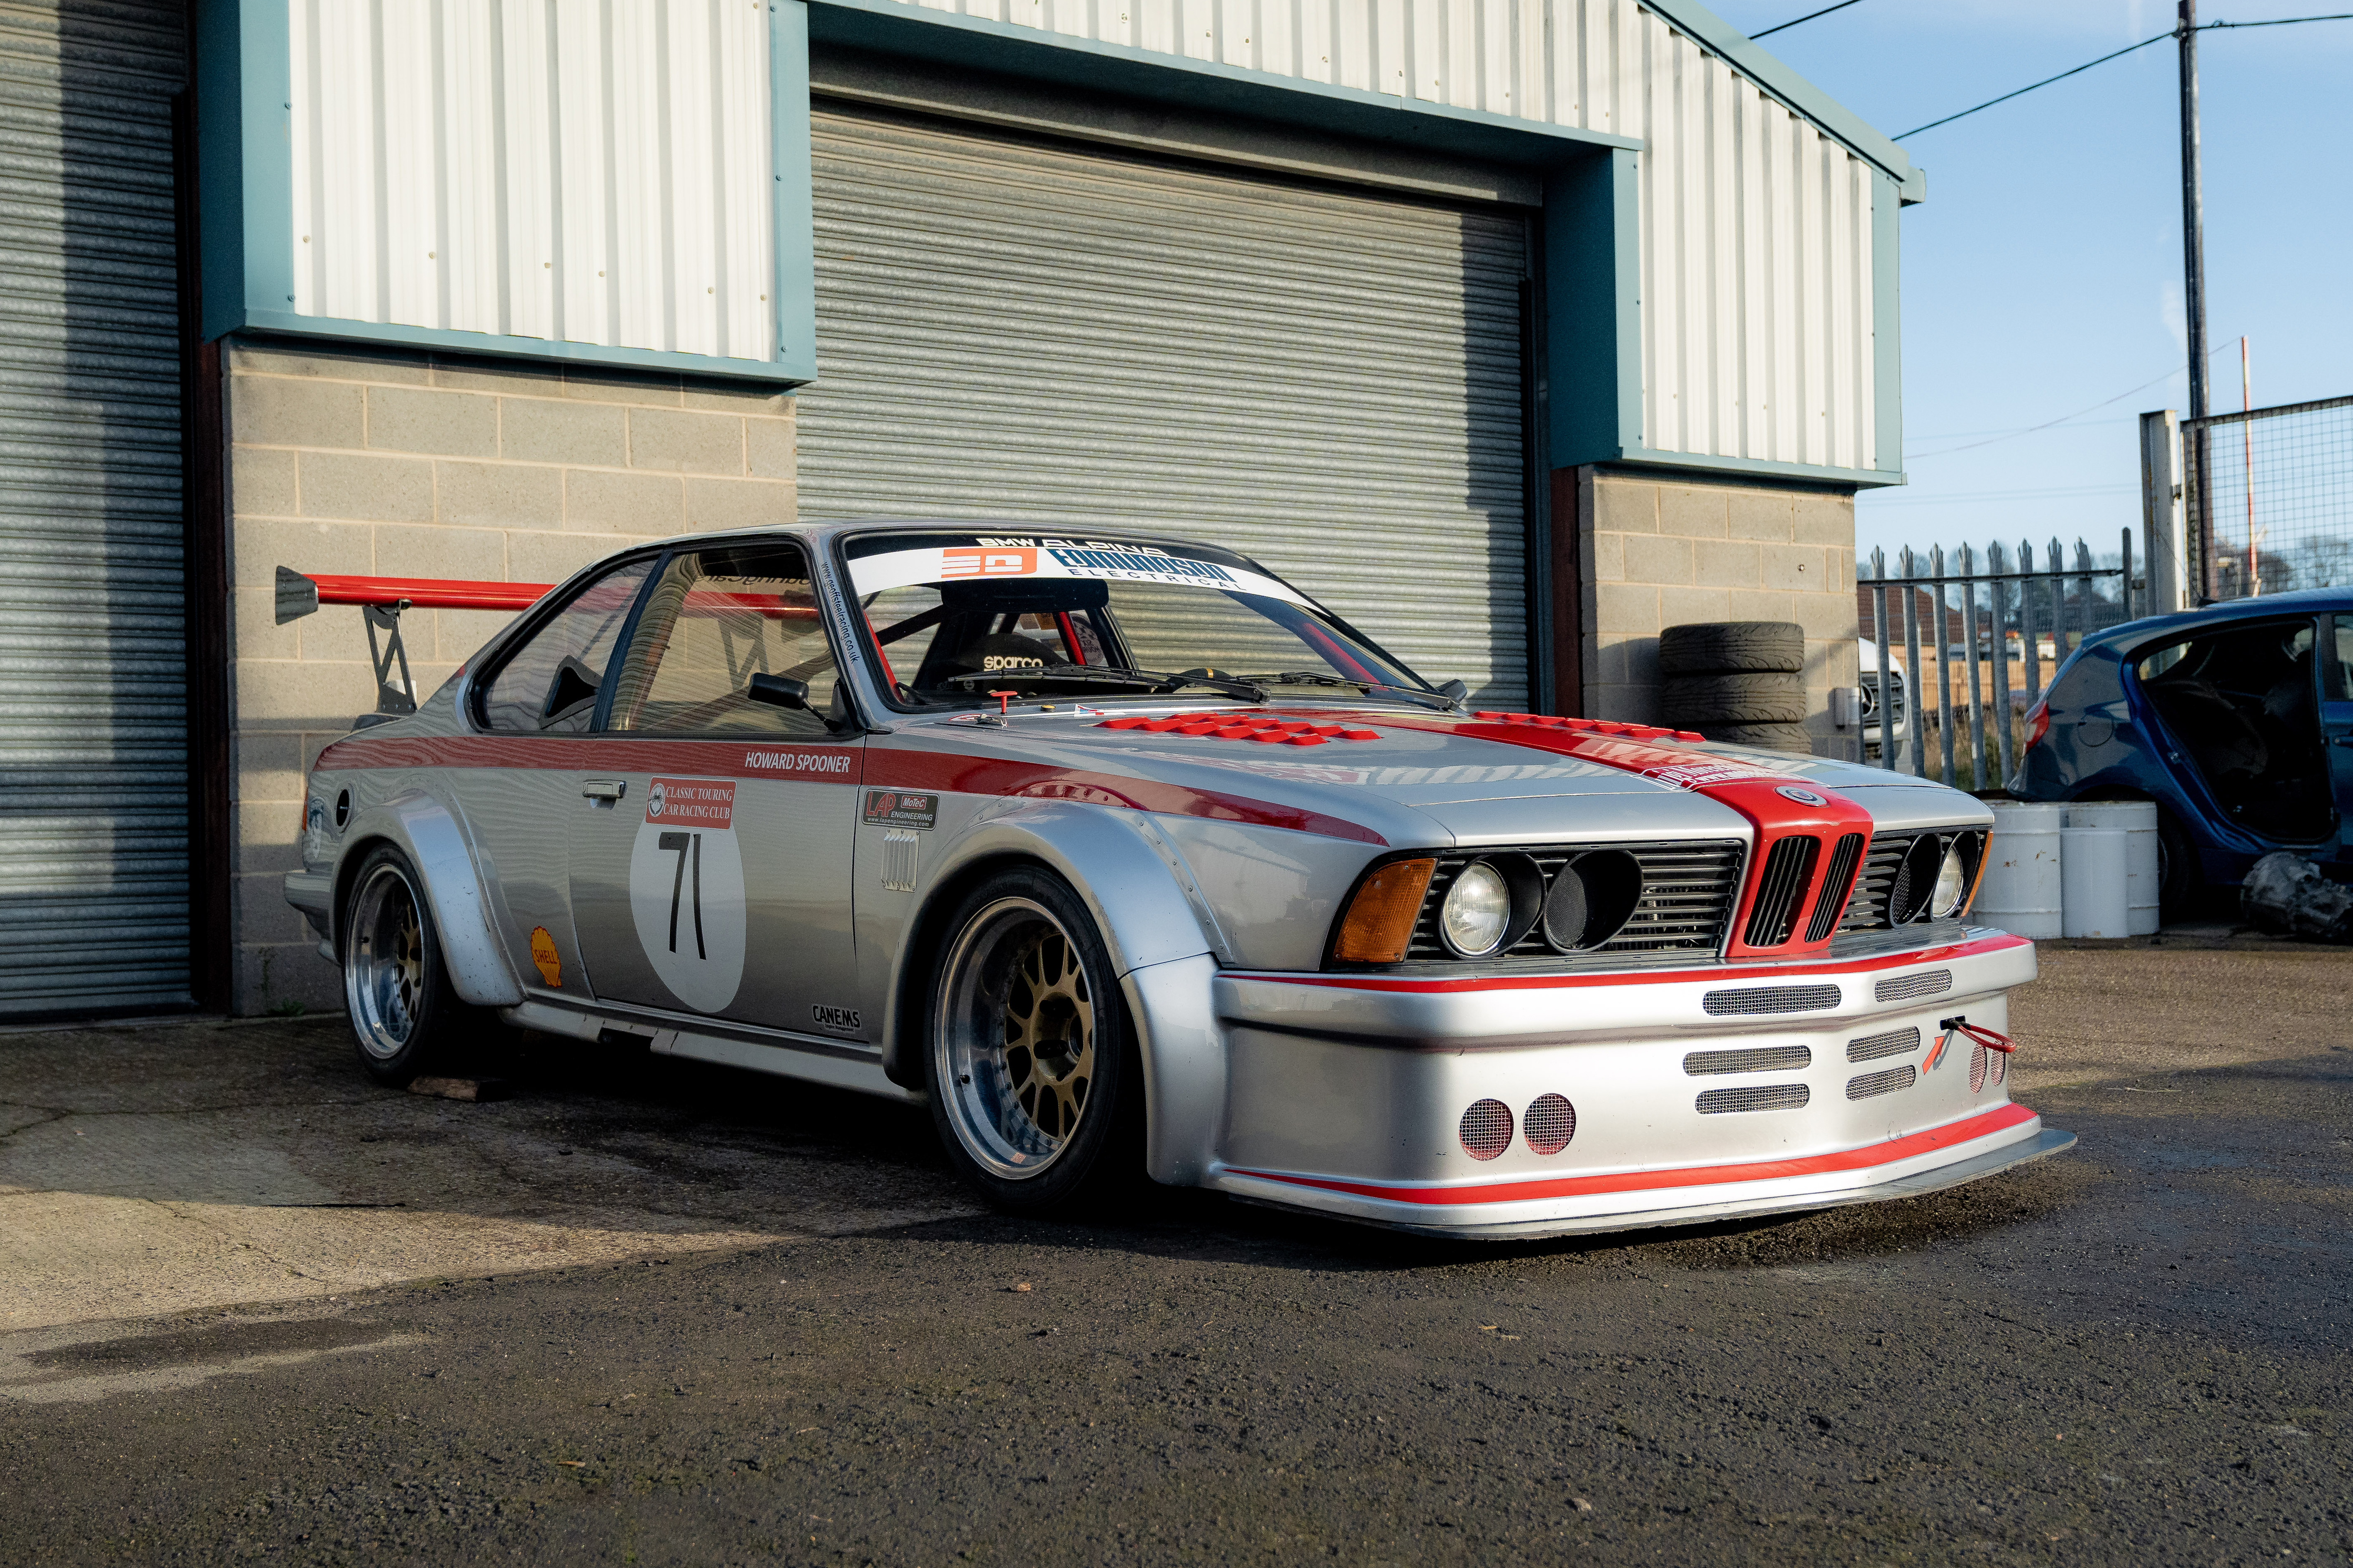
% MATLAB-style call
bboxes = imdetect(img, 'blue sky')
[1704,0,2353,568]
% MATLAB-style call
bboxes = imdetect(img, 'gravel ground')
[1,932,2347,1565]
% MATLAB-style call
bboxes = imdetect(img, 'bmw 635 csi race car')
[281,522,2071,1238]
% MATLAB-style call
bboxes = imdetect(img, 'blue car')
[2011,588,2353,915]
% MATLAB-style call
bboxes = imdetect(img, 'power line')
[1895,14,2353,140]
[1752,0,1866,40]
[1903,341,2242,458]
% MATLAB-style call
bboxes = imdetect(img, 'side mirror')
[1436,679,1469,702]
[747,673,811,710]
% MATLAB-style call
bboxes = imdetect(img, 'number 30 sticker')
[629,777,747,1012]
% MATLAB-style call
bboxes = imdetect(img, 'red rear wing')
[276,568,554,619]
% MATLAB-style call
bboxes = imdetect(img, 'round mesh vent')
[1522,1094,1577,1155]
[1458,1098,1513,1160]
[1970,1043,1989,1094]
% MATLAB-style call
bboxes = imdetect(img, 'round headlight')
[1440,862,1513,956]
[1930,840,1970,918]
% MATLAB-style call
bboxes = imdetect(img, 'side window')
[2329,616,2353,702]
[475,559,656,733]
[605,543,842,737]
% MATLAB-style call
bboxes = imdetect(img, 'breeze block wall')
[1579,469,1861,756]
[223,341,798,1014]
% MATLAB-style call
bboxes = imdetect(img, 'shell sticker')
[529,926,562,987]
[629,777,747,1013]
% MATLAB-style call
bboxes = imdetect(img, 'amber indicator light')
[1333,858,1437,963]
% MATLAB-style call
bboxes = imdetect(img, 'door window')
[605,543,845,737]
[474,558,657,732]
[2326,615,2353,702]
[2134,618,2332,840]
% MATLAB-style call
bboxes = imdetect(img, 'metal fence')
[2185,393,2353,601]
[1863,532,2133,789]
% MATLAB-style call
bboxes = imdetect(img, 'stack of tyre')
[1658,621,1812,754]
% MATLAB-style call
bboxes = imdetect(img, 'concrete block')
[1590,478,1658,535]
[1725,589,1797,624]
[234,938,342,1017]
[231,586,302,661]
[566,469,683,534]
[233,799,305,875]
[431,356,561,395]
[1590,684,1655,724]
[1762,544,1824,593]
[232,872,315,947]
[1692,538,1761,589]
[1595,583,1660,636]
[683,378,793,415]
[1792,492,1854,546]
[1657,587,1733,629]
[434,607,515,661]
[231,445,298,518]
[500,397,629,467]
[375,522,505,581]
[232,517,371,590]
[367,385,498,458]
[561,369,681,407]
[437,459,563,529]
[294,603,373,665]
[229,341,431,384]
[1726,488,1796,541]
[630,408,745,475]
[1592,638,1630,684]
[234,657,374,732]
[231,729,309,806]
[745,415,795,478]
[298,451,435,523]
[509,529,634,585]
[234,376,366,450]
[1588,530,1625,583]
[1794,591,1858,641]
[1621,533,1693,587]
[1657,485,1729,540]
[684,477,795,532]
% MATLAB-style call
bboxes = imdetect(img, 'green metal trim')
[1543,148,1643,468]
[772,2,818,374]
[1638,0,1921,200]
[1870,172,1904,486]
[235,313,816,385]
[806,0,1641,165]
[1605,446,1901,490]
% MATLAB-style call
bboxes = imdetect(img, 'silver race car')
[281,523,2071,1239]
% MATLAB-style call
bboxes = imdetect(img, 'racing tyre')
[926,868,1144,1216]
[1694,721,1814,754]
[1660,671,1808,726]
[1658,621,1804,675]
[341,845,473,1087]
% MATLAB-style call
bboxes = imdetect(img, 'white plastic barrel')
[2065,802,2160,934]
[2060,826,2130,937]
[1976,802,2067,938]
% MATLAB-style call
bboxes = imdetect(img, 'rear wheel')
[926,869,1142,1215]
[342,845,471,1086]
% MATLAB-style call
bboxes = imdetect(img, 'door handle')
[582,780,627,800]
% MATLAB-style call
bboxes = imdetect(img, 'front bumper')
[1191,928,2067,1238]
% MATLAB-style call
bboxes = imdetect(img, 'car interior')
[2135,618,2335,841]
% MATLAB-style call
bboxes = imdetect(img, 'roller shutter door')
[0,2,189,1016]
[798,102,1532,708]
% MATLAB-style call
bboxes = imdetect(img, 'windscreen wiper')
[1230,671,1459,712]
[937,666,1266,701]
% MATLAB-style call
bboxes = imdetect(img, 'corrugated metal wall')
[798,105,1533,708]
[0,0,191,1016]
[880,0,1882,472]
[286,0,776,362]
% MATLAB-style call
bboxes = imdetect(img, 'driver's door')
[564,540,867,1037]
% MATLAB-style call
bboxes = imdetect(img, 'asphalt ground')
[1,930,2348,1566]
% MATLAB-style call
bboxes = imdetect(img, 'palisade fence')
[2180,394,2353,601]
[1863,533,2134,789]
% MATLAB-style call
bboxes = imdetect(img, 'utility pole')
[2178,0,2212,598]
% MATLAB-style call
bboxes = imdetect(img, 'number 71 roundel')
[629,777,748,1012]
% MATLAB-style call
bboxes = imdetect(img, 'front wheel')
[925,869,1142,1215]
[342,845,472,1086]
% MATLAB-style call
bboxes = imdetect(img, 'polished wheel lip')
[346,862,425,1061]
[934,894,1096,1183]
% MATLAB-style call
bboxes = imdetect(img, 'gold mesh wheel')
[935,895,1101,1180]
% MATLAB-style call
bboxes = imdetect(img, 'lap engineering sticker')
[629,777,747,1013]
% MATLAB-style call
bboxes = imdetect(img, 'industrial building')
[0,0,1919,1017]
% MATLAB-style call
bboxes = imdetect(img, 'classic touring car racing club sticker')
[628,778,747,1013]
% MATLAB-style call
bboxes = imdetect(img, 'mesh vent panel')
[1847,1026,1921,1063]
[1845,1065,1917,1100]
[1683,1045,1813,1076]
[1521,1093,1576,1155]
[1696,1084,1811,1114]
[1875,968,1952,1002]
[1459,1099,1513,1160]
[1702,984,1840,1016]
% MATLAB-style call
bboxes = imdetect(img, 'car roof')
[2082,585,2353,653]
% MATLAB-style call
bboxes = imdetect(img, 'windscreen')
[842,531,1433,709]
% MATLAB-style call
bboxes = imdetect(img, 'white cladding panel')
[287,0,776,362]
[884,0,1881,471]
